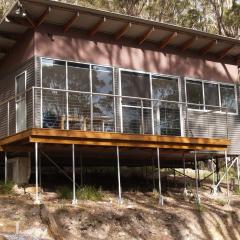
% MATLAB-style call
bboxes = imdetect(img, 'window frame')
[185,77,238,115]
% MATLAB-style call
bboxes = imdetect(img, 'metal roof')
[0,0,240,65]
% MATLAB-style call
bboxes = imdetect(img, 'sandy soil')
[0,181,240,240]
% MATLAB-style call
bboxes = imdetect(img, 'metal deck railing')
[0,87,229,140]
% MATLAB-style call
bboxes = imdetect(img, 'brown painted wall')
[0,30,34,77]
[35,25,238,83]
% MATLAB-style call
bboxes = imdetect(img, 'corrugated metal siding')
[0,57,35,138]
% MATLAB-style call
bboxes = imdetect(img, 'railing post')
[226,108,229,139]
[7,101,9,136]
[32,87,35,128]
[185,104,189,137]
[141,99,144,134]
[237,157,240,192]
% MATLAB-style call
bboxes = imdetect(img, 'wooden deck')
[0,128,230,152]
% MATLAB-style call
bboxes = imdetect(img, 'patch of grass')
[215,199,227,206]
[0,181,14,194]
[56,185,72,199]
[194,201,206,212]
[76,185,102,201]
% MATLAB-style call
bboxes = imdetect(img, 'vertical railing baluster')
[141,99,144,134]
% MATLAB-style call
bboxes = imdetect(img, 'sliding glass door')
[152,75,181,136]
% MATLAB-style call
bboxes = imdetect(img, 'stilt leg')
[212,157,216,195]
[34,142,40,205]
[183,153,187,196]
[157,148,163,205]
[4,152,7,184]
[194,151,200,204]
[151,155,156,190]
[237,157,240,192]
[225,151,230,204]
[116,146,122,204]
[72,144,77,205]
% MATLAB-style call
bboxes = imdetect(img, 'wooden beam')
[35,6,51,28]
[115,22,131,41]
[29,136,227,151]
[89,17,106,37]
[24,10,36,28]
[218,45,235,60]
[138,27,155,45]
[159,31,177,49]
[30,129,229,146]
[180,36,197,52]
[0,145,32,152]
[200,40,217,56]
[63,11,80,33]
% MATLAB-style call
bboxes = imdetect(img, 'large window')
[92,65,113,94]
[68,62,90,92]
[152,76,181,136]
[42,59,66,89]
[152,75,179,101]
[186,79,237,113]
[121,70,152,134]
[186,80,203,109]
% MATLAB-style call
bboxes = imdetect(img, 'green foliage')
[0,181,14,194]
[76,185,103,201]
[57,185,72,199]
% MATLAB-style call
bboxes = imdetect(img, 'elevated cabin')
[0,0,239,202]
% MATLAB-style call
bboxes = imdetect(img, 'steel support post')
[34,142,40,204]
[237,157,240,192]
[183,154,187,195]
[225,151,230,203]
[116,146,122,204]
[157,148,163,205]
[212,157,216,194]
[72,144,77,205]
[4,152,7,184]
[80,154,83,187]
[194,151,200,204]
[152,155,155,190]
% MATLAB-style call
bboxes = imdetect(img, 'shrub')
[76,185,102,201]
[56,185,72,199]
[0,181,14,194]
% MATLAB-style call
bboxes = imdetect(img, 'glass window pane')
[121,71,150,105]
[93,95,114,132]
[186,80,203,109]
[220,85,237,113]
[92,65,113,94]
[122,107,141,134]
[16,73,25,94]
[152,75,179,101]
[204,83,220,110]
[68,93,91,130]
[42,59,66,89]
[68,62,90,92]
[42,90,66,129]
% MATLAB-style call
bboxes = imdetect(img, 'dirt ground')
[0,179,240,240]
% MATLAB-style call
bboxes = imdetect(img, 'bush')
[76,185,102,201]
[56,185,72,199]
[0,181,14,194]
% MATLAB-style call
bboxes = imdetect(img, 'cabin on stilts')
[0,0,239,204]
